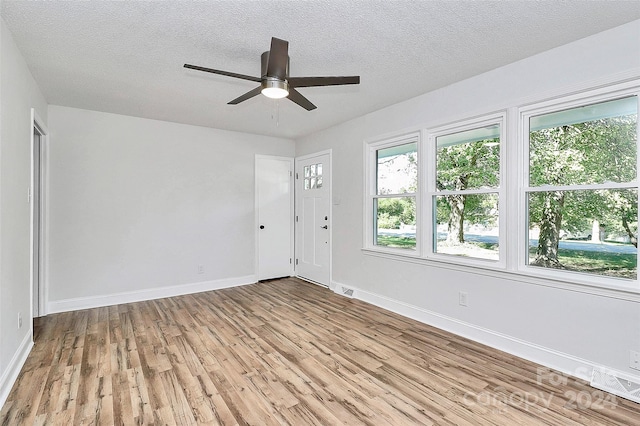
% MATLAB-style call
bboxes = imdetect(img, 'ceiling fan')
[184,37,360,111]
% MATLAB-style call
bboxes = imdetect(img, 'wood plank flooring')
[1,277,638,425]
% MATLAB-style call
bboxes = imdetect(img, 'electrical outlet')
[459,291,468,307]
[631,350,640,371]
[18,312,22,329]
[197,264,204,274]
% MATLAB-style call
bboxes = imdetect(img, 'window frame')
[364,132,421,255]
[361,81,639,295]
[426,113,507,268]
[518,87,639,288]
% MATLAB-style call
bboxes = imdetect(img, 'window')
[524,95,638,280]
[431,118,503,261]
[303,163,323,190]
[367,135,418,251]
[363,83,638,292]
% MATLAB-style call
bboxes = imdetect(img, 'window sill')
[361,247,640,302]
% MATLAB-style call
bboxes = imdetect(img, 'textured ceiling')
[2,1,640,139]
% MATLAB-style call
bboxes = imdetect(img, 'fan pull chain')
[271,100,280,127]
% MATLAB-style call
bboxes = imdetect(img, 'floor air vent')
[340,286,355,298]
[590,368,640,404]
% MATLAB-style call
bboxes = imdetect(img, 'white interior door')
[256,156,293,280]
[295,152,331,285]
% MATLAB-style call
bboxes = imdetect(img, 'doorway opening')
[31,109,48,319]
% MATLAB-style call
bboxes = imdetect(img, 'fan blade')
[288,76,360,87]
[266,38,289,79]
[228,86,263,105]
[184,64,261,83]
[287,88,317,111]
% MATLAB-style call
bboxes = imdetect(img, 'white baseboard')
[47,275,256,314]
[0,332,33,411]
[331,279,615,383]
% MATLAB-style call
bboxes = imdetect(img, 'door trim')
[30,108,49,320]
[254,155,294,281]
[294,149,332,286]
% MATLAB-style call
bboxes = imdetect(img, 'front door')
[295,152,331,285]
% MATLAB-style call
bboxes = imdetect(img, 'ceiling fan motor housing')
[261,51,290,81]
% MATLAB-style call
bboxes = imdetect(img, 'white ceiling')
[2,1,640,140]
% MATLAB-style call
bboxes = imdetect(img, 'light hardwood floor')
[1,278,638,425]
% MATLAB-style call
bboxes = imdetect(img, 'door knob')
[321,225,328,229]
[259,225,265,229]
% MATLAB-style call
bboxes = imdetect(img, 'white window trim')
[426,112,507,269]
[518,84,640,289]
[364,131,421,256]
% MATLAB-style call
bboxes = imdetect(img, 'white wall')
[297,20,640,379]
[0,17,48,405]
[46,106,294,311]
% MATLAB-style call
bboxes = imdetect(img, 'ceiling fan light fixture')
[261,78,289,99]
